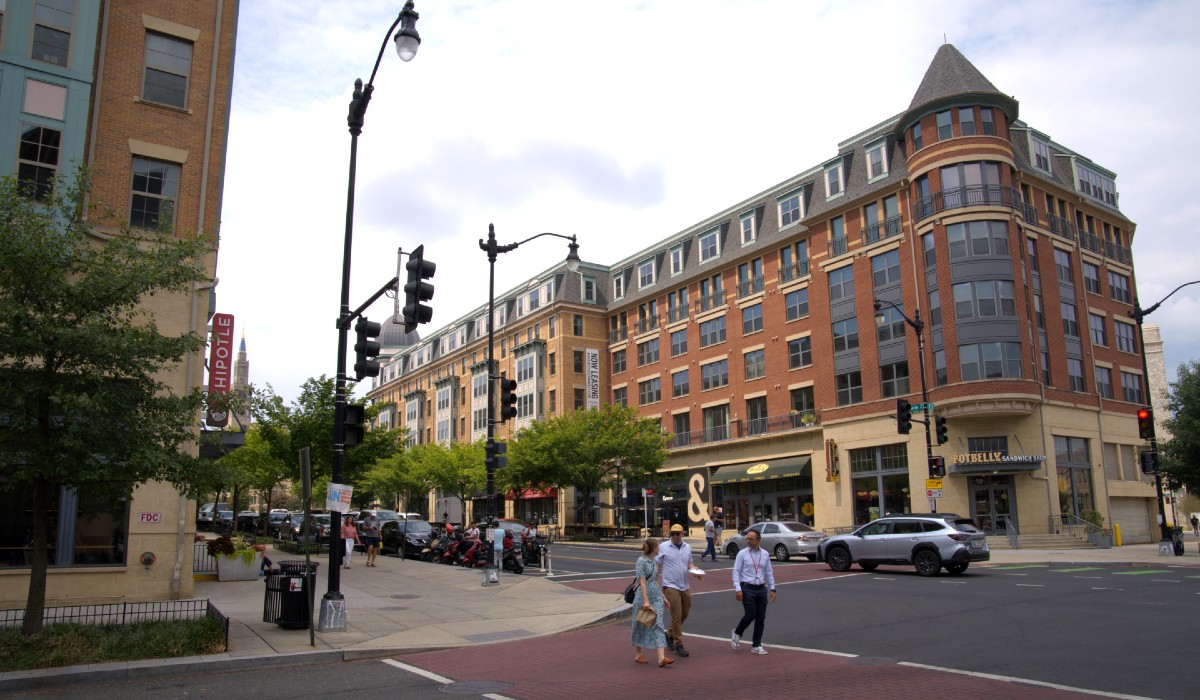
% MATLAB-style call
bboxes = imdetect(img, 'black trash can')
[1170,527,1185,556]
[263,560,319,628]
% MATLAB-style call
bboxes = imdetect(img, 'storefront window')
[0,487,128,568]
[1054,435,1093,519]
[849,444,911,525]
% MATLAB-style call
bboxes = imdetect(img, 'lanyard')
[749,548,762,582]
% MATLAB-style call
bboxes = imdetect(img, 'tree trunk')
[22,477,52,636]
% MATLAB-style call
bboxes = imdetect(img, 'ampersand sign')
[687,471,709,522]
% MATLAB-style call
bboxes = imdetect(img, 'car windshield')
[372,510,399,520]
[781,522,815,532]
[399,520,432,534]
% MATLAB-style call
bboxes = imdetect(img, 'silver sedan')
[724,521,827,562]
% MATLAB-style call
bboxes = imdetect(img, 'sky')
[217,0,1200,407]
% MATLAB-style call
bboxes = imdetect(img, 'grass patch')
[0,617,226,672]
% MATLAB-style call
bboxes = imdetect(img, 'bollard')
[539,547,548,573]
[1113,523,1122,547]
[545,549,552,576]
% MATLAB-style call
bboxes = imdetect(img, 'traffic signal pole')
[876,300,938,498]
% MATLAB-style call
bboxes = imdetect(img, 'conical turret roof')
[896,44,1018,137]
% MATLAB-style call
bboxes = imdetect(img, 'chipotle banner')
[205,313,235,427]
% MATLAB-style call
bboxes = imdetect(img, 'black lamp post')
[874,299,936,498]
[480,224,580,522]
[323,2,420,633]
[1129,280,1200,545]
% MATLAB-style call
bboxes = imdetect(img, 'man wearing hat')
[657,523,700,657]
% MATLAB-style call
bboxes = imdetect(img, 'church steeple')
[233,331,251,429]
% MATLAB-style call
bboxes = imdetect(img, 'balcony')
[778,260,810,284]
[862,216,903,245]
[667,305,688,324]
[667,410,821,449]
[1021,202,1038,225]
[694,292,724,314]
[736,276,764,299]
[913,185,1022,222]
[1047,213,1076,242]
[608,326,628,344]
[830,236,848,257]
[636,316,659,335]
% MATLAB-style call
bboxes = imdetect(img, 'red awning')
[505,488,558,501]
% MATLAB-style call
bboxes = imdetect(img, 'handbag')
[623,576,638,604]
[636,606,657,627]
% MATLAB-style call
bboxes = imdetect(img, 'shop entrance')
[971,475,1014,534]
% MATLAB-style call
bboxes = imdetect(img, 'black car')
[380,519,433,559]
[212,510,235,536]
[267,512,292,538]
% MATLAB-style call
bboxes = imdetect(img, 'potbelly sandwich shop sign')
[205,313,235,427]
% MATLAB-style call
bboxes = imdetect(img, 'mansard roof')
[895,43,1018,137]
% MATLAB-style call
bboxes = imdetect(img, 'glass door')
[971,476,1013,534]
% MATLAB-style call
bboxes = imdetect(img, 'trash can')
[263,560,318,628]
[1170,527,1185,557]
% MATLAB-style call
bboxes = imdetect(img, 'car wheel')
[825,546,852,572]
[944,562,968,575]
[914,549,941,577]
[806,554,816,562]
[773,544,790,562]
[725,543,739,559]
[858,562,878,572]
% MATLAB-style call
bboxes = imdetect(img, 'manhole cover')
[390,594,418,600]
[440,680,514,695]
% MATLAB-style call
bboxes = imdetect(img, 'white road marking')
[382,659,515,700]
[1016,583,1044,587]
[687,632,857,657]
[898,661,1155,699]
[1151,579,1179,583]
[1092,587,1124,591]
[1075,576,1102,579]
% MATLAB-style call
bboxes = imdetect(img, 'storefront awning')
[710,457,811,485]
[952,458,1044,475]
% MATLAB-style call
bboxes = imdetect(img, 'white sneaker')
[751,645,768,655]
[730,630,740,650]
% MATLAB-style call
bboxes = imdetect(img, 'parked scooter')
[521,534,547,567]
[460,536,489,568]
[502,539,525,574]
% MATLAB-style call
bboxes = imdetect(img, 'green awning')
[709,457,811,485]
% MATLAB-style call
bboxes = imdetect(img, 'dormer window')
[670,245,684,275]
[778,189,804,228]
[1032,138,1051,172]
[825,160,844,200]
[581,274,597,303]
[740,212,756,245]
[637,258,656,289]
[698,229,720,263]
[866,140,888,181]
[614,271,626,300]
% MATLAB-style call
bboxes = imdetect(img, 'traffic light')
[402,244,436,333]
[353,316,382,380]
[928,456,946,478]
[499,373,517,422]
[935,415,949,445]
[485,440,508,471]
[1139,450,1158,474]
[1137,407,1154,440]
[344,403,365,447]
[896,399,912,434]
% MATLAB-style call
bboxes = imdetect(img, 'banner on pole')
[326,483,353,513]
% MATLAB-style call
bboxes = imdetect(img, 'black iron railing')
[667,410,820,448]
[830,236,848,257]
[609,327,628,344]
[862,216,903,245]
[779,260,810,284]
[737,276,765,298]
[667,306,687,323]
[1047,213,1076,242]
[636,317,659,334]
[913,185,1021,222]
[694,292,724,314]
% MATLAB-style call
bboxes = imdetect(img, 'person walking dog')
[730,529,776,655]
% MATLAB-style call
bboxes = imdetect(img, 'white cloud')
[218,0,1200,402]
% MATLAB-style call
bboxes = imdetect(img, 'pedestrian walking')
[361,514,381,567]
[1191,514,1199,537]
[730,529,776,655]
[632,538,674,667]
[700,515,717,562]
[714,508,725,548]
[657,523,700,657]
[340,516,360,569]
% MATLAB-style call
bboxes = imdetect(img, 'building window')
[613,386,627,407]
[952,280,1016,319]
[947,220,1009,259]
[571,387,583,410]
[699,316,726,348]
[582,275,597,303]
[1061,302,1080,338]
[744,349,765,381]
[701,360,729,391]
[1054,249,1073,283]
[32,0,73,66]
[866,141,887,180]
[880,361,910,398]
[699,230,720,263]
[1032,138,1051,171]
[130,157,180,231]
[958,107,975,136]
[673,412,692,444]
[828,266,854,301]
[788,337,812,369]
[923,233,936,268]
[573,350,584,373]
[698,274,724,312]
[929,289,942,327]
[637,259,655,289]
[670,329,688,357]
[936,110,952,140]
[1089,314,1107,346]
[667,287,689,322]
[785,288,809,321]
[614,273,626,300]
[791,386,815,413]
[1114,321,1137,353]
[612,349,626,374]
[871,250,901,288]
[849,444,910,525]
[959,341,1022,380]
[1054,435,1094,519]
[1067,357,1086,392]
[703,404,730,442]
[1076,163,1117,206]
[742,304,763,335]
[912,122,923,151]
[670,245,684,276]
[516,355,535,383]
[637,338,660,366]
[832,319,859,353]
[934,349,947,386]
[672,369,689,398]
[981,108,995,135]
[17,125,61,201]
[1033,294,1045,329]
[143,31,193,108]
[1082,263,1100,295]
[836,371,863,406]
[1026,238,1040,274]
[1095,366,1113,399]
[744,396,768,435]
[573,314,584,336]
[779,240,809,282]
[829,215,847,256]
[516,392,535,419]
[1108,271,1131,303]
[825,161,844,198]
[740,212,756,245]
[875,306,905,342]
[779,191,803,227]
[1041,351,1052,387]
[638,378,661,405]
[1120,371,1144,403]
[737,258,764,297]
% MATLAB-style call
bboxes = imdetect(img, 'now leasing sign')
[205,313,235,427]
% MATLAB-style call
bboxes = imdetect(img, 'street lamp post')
[1129,279,1200,545]
[874,299,935,495]
[480,224,580,522]
[323,2,420,633]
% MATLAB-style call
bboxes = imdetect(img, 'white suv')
[817,514,989,576]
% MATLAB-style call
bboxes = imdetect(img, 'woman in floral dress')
[631,537,673,667]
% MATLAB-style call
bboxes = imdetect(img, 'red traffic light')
[1137,407,1154,440]
[1136,408,1150,421]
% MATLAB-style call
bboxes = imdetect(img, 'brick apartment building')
[369,44,1157,544]
[0,0,238,605]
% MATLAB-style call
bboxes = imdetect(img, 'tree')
[414,441,485,523]
[214,425,290,518]
[508,405,668,523]
[1160,359,1200,494]
[0,172,212,635]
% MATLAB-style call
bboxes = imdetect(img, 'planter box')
[217,551,264,581]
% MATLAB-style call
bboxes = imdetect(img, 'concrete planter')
[217,551,264,581]
[1088,531,1113,549]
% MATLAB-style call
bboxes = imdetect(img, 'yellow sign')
[925,478,943,490]
[801,502,814,517]
[747,463,769,475]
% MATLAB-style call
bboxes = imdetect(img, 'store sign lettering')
[952,452,1045,465]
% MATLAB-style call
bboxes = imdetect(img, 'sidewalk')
[1,536,1196,692]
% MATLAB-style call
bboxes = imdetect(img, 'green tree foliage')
[411,441,486,522]
[506,405,668,523]
[0,172,212,634]
[1160,359,1200,494]
[214,425,290,515]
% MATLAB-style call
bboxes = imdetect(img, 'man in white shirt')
[730,529,776,654]
[657,523,700,657]
[700,515,717,561]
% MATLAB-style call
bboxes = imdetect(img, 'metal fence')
[0,599,228,647]
[194,541,217,573]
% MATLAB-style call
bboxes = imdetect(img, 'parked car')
[288,513,331,543]
[817,513,990,576]
[380,518,434,558]
[267,512,292,538]
[487,518,528,543]
[724,521,827,562]
[236,510,260,533]
[197,502,230,530]
[212,510,235,535]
